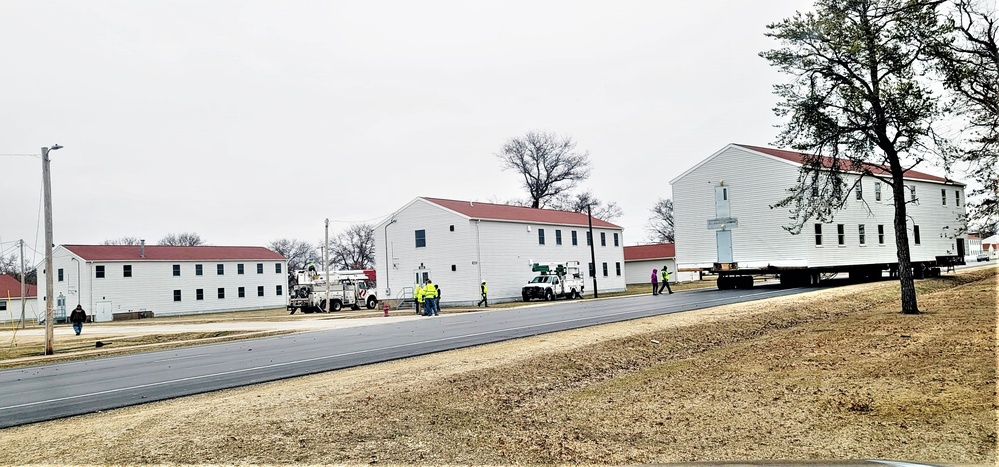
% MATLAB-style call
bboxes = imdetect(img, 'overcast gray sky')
[3,0,822,260]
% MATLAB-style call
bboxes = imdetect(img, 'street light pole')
[42,144,62,355]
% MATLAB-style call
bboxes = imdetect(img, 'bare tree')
[0,253,36,284]
[937,0,998,235]
[548,191,623,221]
[646,198,675,243]
[268,239,319,273]
[159,232,206,246]
[761,0,952,314]
[327,224,375,270]
[102,237,142,245]
[496,131,592,209]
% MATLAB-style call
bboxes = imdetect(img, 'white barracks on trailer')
[671,144,968,289]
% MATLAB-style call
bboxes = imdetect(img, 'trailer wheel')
[366,296,377,309]
[717,276,736,290]
[544,289,554,301]
[331,300,343,312]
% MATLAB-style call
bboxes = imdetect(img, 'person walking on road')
[658,266,674,295]
[69,305,87,335]
[477,281,489,307]
[651,268,659,296]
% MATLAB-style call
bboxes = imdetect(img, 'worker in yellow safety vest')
[477,281,488,307]
[414,284,424,315]
[658,266,673,295]
[423,280,438,316]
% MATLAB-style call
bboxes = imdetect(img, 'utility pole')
[324,218,330,311]
[19,240,26,329]
[42,144,61,355]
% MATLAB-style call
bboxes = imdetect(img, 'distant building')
[0,274,38,324]
[671,144,969,273]
[622,243,696,285]
[374,197,626,305]
[36,244,288,322]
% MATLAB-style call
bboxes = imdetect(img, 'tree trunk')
[890,168,920,314]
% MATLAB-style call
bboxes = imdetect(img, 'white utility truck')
[521,261,584,301]
[288,269,378,313]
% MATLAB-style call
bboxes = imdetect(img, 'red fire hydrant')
[383,302,390,317]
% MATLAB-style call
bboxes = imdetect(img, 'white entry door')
[716,230,733,263]
[95,301,113,322]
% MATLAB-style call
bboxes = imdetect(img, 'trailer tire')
[330,300,342,312]
[366,297,377,309]
[717,276,736,290]
[544,289,554,301]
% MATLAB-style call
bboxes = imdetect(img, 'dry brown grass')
[0,267,995,465]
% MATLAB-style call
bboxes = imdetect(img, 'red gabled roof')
[422,197,621,229]
[0,274,36,299]
[63,245,286,262]
[623,243,675,261]
[735,144,955,184]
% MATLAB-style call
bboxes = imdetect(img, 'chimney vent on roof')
[140,239,145,258]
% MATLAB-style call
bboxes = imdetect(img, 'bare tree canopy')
[496,131,592,209]
[102,237,142,246]
[936,0,998,234]
[548,191,623,221]
[761,0,952,314]
[327,224,375,271]
[0,253,36,284]
[646,198,675,243]
[268,239,319,273]
[158,232,206,246]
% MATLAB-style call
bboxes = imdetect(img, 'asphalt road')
[0,283,812,428]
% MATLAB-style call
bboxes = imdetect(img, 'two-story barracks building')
[37,244,288,322]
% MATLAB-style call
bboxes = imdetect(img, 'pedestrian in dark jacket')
[69,305,87,335]
[651,269,659,296]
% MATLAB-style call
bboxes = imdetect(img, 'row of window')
[814,223,921,246]
[59,262,284,281]
[172,285,283,302]
[841,182,961,207]
[586,261,622,277]
[539,229,618,247]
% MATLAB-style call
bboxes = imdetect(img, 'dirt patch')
[1,268,995,465]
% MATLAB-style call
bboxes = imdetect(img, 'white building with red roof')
[671,144,969,274]
[374,197,626,305]
[0,274,38,324]
[622,243,696,285]
[36,244,288,321]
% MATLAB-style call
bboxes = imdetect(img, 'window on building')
[173,290,182,302]
[218,288,225,299]
[275,263,282,274]
[257,286,264,297]
[217,264,224,275]
[173,264,180,276]
[875,182,882,201]
[276,285,283,296]
[913,225,921,245]
[96,265,105,279]
[859,224,866,245]
[58,268,64,282]
[256,263,263,274]
[600,232,606,247]
[941,188,947,206]
[588,262,595,277]
[856,182,863,200]
[613,233,619,247]
[878,225,885,245]
[814,224,823,246]
[196,264,203,276]
[955,190,961,207]
[615,262,621,276]
[123,265,132,277]
[602,262,608,277]
[238,286,245,298]
[586,231,592,246]
[571,231,578,246]
[0,300,5,312]
[196,288,204,300]
[538,228,545,245]
[238,264,244,275]
[415,229,426,248]
[555,230,562,245]
[837,224,845,245]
